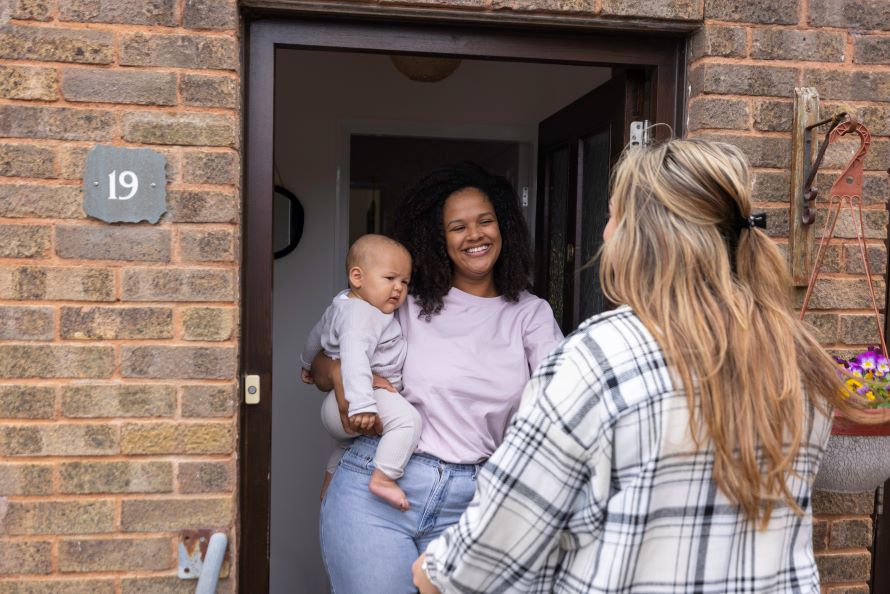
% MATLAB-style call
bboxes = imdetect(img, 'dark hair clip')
[741,212,767,230]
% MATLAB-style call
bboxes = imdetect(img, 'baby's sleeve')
[337,303,385,416]
[300,316,326,371]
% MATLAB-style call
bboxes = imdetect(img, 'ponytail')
[601,139,856,526]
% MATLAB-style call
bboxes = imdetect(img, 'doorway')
[244,17,684,593]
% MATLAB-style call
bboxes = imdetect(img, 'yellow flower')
[846,378,863,391]
[866,391,876,401]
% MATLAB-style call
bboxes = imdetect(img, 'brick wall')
[687,2,890,591]
[0,0,240,592]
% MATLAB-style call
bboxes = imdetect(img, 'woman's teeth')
[465,245,490,254]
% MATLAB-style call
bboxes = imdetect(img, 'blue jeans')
[320,436,480,593]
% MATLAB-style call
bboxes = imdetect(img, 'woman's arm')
[310,351,384,436]
[523,299,564,372]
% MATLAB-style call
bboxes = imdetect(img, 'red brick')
[60,306,174,340]
[119,32,238,70]
[705,0,799,24]
[121,497,233,531]
[0,106,115,142]
[123,112,236,147]
[178,460,234,493]
[60,0,177,26]
[0,265,115,301]
[689,25,747,61]
[121,268,235,302]
[0,24,114,64]
[10,0,53,21]
[183,0,238,30]
[809,0,890,31]
[58,537,172,572]
[0,463,53,495]
[830,518,873,549]
[0,424,118,456]
[0,581,115,594]
[691,63,798,97]
[1,500,115,535]
[751,29,845,62]
[0,540,52,574]
[688,98,749,131]
[601,0,700,20]
[0,65,58,101]
[62,68,176,106]
[816,552,871,583]
[60,461,173,494]
[813,490,875,515]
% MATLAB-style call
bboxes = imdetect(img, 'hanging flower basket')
[814,349,890,492]
[815,415,890,492]
[797,116,890,492]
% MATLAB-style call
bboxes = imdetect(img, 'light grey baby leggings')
[320,387,421,480]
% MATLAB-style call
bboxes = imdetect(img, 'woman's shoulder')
[511,290,556,316]
[539,306,665,388]
[525,306,671,437]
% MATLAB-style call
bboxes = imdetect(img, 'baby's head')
[346,234,412,314]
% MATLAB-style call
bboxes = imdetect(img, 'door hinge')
[630,120,651,149]
[244,374,260,405]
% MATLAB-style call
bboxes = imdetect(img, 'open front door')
[535,69,647,332]
[243,17,683,592]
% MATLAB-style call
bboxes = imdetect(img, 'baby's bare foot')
[369,468,409,511]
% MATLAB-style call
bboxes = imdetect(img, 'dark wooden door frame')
[242,15,685,593]
[534,69,647,330]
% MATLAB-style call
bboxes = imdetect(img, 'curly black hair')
[391,162,533,319]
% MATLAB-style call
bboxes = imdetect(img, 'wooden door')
[535,69,647,332]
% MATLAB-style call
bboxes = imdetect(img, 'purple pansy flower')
[854,351,880,373]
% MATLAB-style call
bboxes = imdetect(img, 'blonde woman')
[412,139,879,593]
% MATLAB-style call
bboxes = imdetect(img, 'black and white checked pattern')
[424,305,831,593]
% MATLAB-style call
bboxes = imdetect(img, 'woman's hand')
[310,352,339,392]
[312,352,384,436]
[412,555,440,594]
[372,374,397,393]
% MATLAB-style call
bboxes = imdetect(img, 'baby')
[300,234,421,511]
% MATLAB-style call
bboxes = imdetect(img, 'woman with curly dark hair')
[311,162,562,593]
[392,161,535,319]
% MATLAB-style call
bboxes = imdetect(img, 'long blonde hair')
[600,138,863,525]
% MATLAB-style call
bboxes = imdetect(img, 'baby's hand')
[300,369,314,384]
[349,413,379,434]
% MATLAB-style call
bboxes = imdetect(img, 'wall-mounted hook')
[800,112,847,225]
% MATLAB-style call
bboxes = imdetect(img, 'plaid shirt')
[424,305,831,593]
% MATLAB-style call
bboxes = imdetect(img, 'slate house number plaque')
[83,145,167,224]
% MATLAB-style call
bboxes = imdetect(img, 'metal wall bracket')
[178,529,229,582]
[629,120,650,149]
[789,88,821,286]
[178,529,213,579]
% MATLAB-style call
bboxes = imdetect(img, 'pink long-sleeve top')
[397,287,563,464]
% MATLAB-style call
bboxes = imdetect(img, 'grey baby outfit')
[301,290,421,479]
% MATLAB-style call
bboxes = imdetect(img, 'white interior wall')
[270,48,610,593]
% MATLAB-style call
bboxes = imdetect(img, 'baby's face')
[353,247,412,314]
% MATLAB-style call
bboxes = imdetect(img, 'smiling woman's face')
[442,187,502,291]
